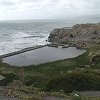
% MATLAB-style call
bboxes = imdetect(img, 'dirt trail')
[0,96,20,100]
[43,96,70,100]
[78,91,100,97]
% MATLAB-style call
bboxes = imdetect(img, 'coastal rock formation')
[48,23,100,44]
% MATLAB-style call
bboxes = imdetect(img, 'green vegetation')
[46,72,100,92]
[0,45,100,89]
[0,73,18,86]
[0,43,100,99]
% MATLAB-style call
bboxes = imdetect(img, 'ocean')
[0,18,99,55]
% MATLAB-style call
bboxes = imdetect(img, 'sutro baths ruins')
[0,23,100,59]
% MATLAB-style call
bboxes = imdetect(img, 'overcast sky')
[0,0,100,20]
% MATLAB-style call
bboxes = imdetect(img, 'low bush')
[92,55,100,64]
[46,72,100,92]
[0,73,18,86]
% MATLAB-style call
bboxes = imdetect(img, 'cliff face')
[48,23,100,44]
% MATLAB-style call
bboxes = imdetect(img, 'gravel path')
[78,91,100,97]
[43,96,70,100]
[0,96,20,100]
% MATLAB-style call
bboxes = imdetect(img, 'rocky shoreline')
[0,43,85,60]
[48,23,100,46]
[0,45,47,59]
[0,44,72,60]
[1,23,100,61]
[0,23,100,100]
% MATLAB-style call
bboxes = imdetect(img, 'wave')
[0,20,68,55]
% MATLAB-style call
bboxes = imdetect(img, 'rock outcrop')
[48,23,100,44]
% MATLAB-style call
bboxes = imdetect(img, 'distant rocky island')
[48,23,100,46]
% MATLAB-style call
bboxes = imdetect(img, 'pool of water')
[2,46,86,67]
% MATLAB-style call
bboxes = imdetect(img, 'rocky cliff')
[48,23,100,44]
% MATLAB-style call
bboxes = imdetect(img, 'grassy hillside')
[0,43,99,100]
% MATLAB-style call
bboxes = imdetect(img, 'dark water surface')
[2,46,86,67]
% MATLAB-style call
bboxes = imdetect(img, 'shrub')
[0,73,18,86]
[46,72,100,93]
[92,55,100,64]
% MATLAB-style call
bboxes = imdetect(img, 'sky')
[0,0,100,20]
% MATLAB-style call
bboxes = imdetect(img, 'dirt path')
[43,96,70,100]
[78,91,100,97]
[0,96,20,100]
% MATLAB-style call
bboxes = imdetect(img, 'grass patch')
[0,44,99,89]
